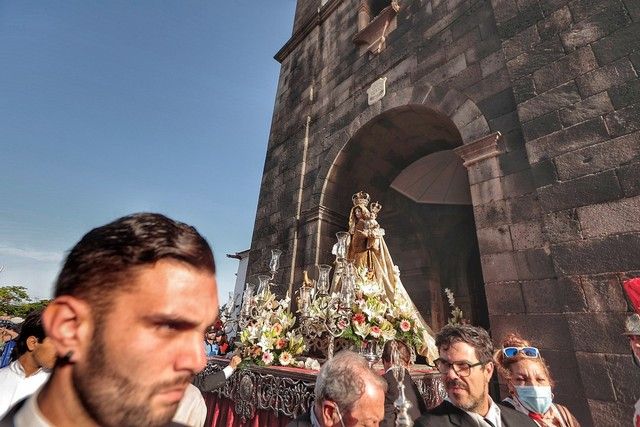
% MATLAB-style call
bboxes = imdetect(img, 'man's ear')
[484,360,495,379]
[320,401,339,426]
[26,335,38,352]
[42,296,94,363]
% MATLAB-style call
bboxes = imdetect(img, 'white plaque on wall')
[367,77,387,105]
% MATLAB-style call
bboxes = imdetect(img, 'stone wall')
[248,0,640,424]
[491,0,640,423]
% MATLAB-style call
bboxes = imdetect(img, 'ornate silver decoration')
[196,359,445,422]
[198,359,315,422]
[414,373,446,409]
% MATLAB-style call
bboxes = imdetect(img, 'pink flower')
[370,326,381,338]
[337,319,348,330]
[400,319,411,332]
[353,313,366,325]
[262,350,274,365]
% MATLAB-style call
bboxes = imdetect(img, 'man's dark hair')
[381,339,411,366]
[435,324,494,364]
[55,213,216,315]
[14,308,46,358]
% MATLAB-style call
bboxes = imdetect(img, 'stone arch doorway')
[318,105,489,331]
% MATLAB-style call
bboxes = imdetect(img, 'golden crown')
[352,191,370,207]
[370,201,382,214]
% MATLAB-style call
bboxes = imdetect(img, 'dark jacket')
[286,411,313,427]
[381,368,428,427]
[192,369,227,392]
[415,399,537,427]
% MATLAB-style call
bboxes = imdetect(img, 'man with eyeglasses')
[287,350,387,427]
[416,325,535,427]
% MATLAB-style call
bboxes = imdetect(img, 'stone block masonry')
[251,0,640,424]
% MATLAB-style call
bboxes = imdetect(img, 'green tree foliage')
[0,286,50,317]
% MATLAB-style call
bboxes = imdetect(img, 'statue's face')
[355,207,362,219]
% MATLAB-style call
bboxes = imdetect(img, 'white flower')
[444,288,455,307]
[381,326,397,341]
[360,280,382,295]
[258,335,275,351]
[278,351,293,366]
[304,358,321,371]
[354,321,371,339]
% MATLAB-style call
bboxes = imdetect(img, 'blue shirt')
[0,340,15,368]
[204,341,219,357]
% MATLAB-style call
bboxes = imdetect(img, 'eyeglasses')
[333,404,346,427]
[433,358,485,377]
[502,346,540,358]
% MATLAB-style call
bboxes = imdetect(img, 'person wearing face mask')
[622,277,640,426]
[494,334,580,427]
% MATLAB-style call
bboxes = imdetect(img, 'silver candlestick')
[392,343,413,427]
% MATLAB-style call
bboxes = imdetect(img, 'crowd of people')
[203,322,234,357]
[288,325,581,427]
[0,212,637,427]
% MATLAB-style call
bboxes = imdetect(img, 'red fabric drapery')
[203,392,293,427]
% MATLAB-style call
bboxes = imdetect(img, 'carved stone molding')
[453,131,503,167]
[352,1,400,54]
[298,204,346,228]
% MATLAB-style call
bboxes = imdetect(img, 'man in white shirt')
[0,309,56,417]
[172,383,207,427]
[0,213,220,427]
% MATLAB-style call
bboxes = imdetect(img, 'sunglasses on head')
[502,346,540,358]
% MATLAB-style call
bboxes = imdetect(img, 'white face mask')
[514,385,553,414]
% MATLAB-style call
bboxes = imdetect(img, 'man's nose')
[444,365,460,380]
[176,335,207,374]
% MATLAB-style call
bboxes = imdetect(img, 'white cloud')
[0,247,64,263]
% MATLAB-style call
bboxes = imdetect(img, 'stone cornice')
[275,0,342,64]
[453,131,503,167]
[298,204,346,228]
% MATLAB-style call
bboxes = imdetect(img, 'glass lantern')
[335,232,349,261]
[269,249,282,275]
[317,264,332,295]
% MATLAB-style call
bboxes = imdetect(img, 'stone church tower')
[247,0,640,424]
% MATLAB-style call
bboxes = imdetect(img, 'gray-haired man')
[287,350,387,427]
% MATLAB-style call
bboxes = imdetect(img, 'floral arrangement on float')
[332,267,427,354]
[238,289,306,367]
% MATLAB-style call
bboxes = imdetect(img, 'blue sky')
[0,1,297,303]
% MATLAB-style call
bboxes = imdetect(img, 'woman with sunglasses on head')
[494,333,581,427]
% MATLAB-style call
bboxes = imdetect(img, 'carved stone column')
[454,132,504,215]
[454,132,502,170]
[357,0,371,32]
